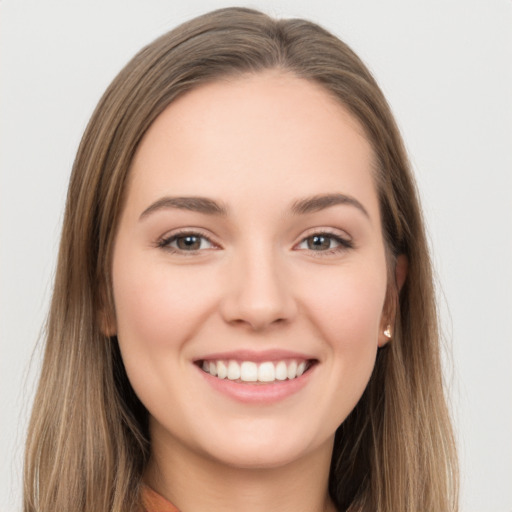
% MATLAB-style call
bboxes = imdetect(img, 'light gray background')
[1,1,511,511]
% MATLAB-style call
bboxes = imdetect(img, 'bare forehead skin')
[140,70,371,158]
[126,70,380,229]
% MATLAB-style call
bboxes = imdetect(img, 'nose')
[219,246,297,331]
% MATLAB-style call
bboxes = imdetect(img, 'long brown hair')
[24,7,458,511]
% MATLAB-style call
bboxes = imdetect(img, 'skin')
[110,71,396,512]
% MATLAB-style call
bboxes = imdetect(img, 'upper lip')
[194,349,317,363]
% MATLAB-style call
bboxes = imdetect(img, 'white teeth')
[287,360,297,379]
[240,361,258,382]
[201,359,311,382]
[227,360,241,380]
[258,362,275,382]
[217,360,227,379]
[275,361,288,381]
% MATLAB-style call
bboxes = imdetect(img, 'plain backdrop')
[1,1,511,510]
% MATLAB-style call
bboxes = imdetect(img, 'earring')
[383,325,392,339]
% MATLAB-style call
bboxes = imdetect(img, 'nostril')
[218,264,297,330]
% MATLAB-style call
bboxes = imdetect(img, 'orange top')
[141,485,180,512]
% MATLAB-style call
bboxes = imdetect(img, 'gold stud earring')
[383,325,392,339]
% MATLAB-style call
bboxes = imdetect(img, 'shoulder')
[140,484,180,512]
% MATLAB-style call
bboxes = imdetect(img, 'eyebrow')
[139,192,369,220]
[140,196,228,219]
[291,193,369,218]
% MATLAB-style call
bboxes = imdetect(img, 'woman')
[23,7,458,512]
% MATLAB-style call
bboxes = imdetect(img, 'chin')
[194,421,334,471]
[206,443,310,470]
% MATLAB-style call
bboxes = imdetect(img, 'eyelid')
[156,228,221,253]
[155,227,353,255]
[293,227,354,254]
[296,226,353,244]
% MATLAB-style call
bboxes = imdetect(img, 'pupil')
[309,235,330,250]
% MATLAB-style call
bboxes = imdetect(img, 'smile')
[200,359,313,383]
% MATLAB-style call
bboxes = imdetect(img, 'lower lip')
[196,364,315,404]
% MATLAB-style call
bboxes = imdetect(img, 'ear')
[378,254,408,347]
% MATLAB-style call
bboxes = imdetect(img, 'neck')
[144,430,337,512]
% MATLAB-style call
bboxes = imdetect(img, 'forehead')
[127,71,379,220]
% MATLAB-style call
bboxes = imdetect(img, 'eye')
[158,231,217,253]
[296,232,353,253]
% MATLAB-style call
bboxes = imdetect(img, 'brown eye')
[307,235,332,251]
[296,232,353,254]
[176,235,202,250]
[159,232,216,252]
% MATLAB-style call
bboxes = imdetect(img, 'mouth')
[196,358,317,384]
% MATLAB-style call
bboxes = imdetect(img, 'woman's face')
[111,71,390,469]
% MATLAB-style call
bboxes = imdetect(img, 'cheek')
[111,252,221,417]
[112,254,217,353]
[297,260,386,394]
[301,264,387,344]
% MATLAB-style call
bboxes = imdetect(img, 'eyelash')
[156,229,218,254]
[156,229,353,256]
[296,230,354,256]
